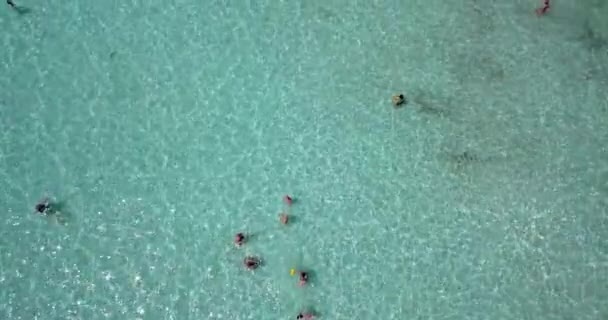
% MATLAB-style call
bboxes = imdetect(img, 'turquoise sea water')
[1,0,607,319]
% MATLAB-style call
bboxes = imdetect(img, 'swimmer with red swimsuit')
[234,233,245,247]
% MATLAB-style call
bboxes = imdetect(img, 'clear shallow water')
[1,0,607,319]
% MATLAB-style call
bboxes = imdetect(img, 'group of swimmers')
[33,195,314,318]
[234,195,315,320]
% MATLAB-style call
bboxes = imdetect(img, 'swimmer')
[243,256,260,270]
[392,94,405,107]
[296,312,314,319]
[234,233,245,247]
[298,271,308,286]
[283,195,293,206]
[35,198,52,215]
[279,213,289,225]
[6,0,15,8]
[536,0,550,15]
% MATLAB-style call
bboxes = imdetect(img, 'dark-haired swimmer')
[298,271,308,286]
[296,312,314,319]
[392,93,405,107]
[234,233,245,247]
[35,198,52,215]
[243,256,260,270]
[283,194,293,206]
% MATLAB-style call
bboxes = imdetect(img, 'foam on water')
[1,0,607,319]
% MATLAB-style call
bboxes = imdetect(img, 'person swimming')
[243,256,260,270]
[279,213,289,225]
[298,271,308,286]
[234,233,245,247]
[392,93,406,107]
[35,198,52,215]
[283,195,293,206]
[296,312,314,319]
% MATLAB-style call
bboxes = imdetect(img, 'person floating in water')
[296,312,314,319]
[298,271,308,286]
[283,194,293,206]
[234,233,245,247]
[392,93,406,107]
[279,213,289,225]
[243,256,260,270]
[34,197,68,225]
[281,194,294,224]
[35,198,53,215]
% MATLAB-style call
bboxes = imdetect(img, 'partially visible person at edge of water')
[296,312,314,319]
[6,0,31,14]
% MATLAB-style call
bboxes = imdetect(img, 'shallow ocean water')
[1,0,607,319]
